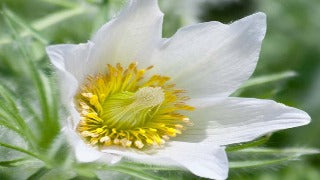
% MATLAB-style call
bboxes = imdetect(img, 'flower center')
[101,87,164,129]
[76,63,194,149]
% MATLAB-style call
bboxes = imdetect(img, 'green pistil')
[101,87,165,130]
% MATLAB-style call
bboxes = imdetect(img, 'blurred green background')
[0,0,319,179]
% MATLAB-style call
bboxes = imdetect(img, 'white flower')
[46,0,310,179]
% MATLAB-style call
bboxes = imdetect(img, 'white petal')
[151,13,266,98]
[46,43,93,102]
[178,97,311,145]
[88,0,163,75]
[75,140,104,162]
[102,142,228,179]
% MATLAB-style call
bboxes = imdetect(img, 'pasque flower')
[46,0,310,179]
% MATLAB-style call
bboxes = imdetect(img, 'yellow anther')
[146,139,154,144]
[120,138,132,147]
[119,132,126,136]
[153,136,163,144]
[159,139,165,145]
[139,129,146,134]
[80,102,90,109]
[134,141,144,149]
[81,110,89,116]
[182,117,190,122]
[167,128,176,133]
[112,128,117,133]
[90,95,99,105]
[162,135,170,141]
[182,117,194,125]
[87,113,97,119]
[149,128,157,132]
[175,124,184,129]
[126,141,132,147]
[100,136,111,143]
[80,131,91,137]
[80,131,98,138]
[175,129,182,134]
[81,92,93,98]
[96,128,103,133]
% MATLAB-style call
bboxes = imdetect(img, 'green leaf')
[0,158,28,167]
[75,162,167,180]
[238,147,320,156]
[229,156,295,169]
[108,146,319,173]
[240,71,297,89]
[46,134,72,167]
[229,147,319,169]
[105,165,166,180]
[0,85,37,148]
[0,7,86,46]
[3,7,49,121]
[0,141,44,161]
[20,99,42,128]
[0,117,21,135]
[39,0,78,8]
[0,85,20,113]
[26,167,50,180]
[118,161,183,171]
[3,8,49,45]
[233,71,297,96]
[0,95,37,147]
[74,163,100,178]
[3,8,60,149]
[226,135,271,152]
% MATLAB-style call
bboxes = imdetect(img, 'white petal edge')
[87,0,164,76]
[63,127,122,163]
[46,43,93,100]
[101,141,228,180]
[151,12,266,98]
[177,97,311,145]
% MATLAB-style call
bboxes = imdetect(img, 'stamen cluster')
[76,63,194,149]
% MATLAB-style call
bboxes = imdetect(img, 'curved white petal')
[177,97,311,145]
[102,142,228,179]
[88,0,163,75]
[151,13,266,98]
[75,140,104,162]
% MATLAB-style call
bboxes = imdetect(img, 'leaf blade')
[0,141,43,161]
[3,8,49,45]
[0,7,86,46]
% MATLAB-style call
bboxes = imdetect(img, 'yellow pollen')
[76,62,194,150]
